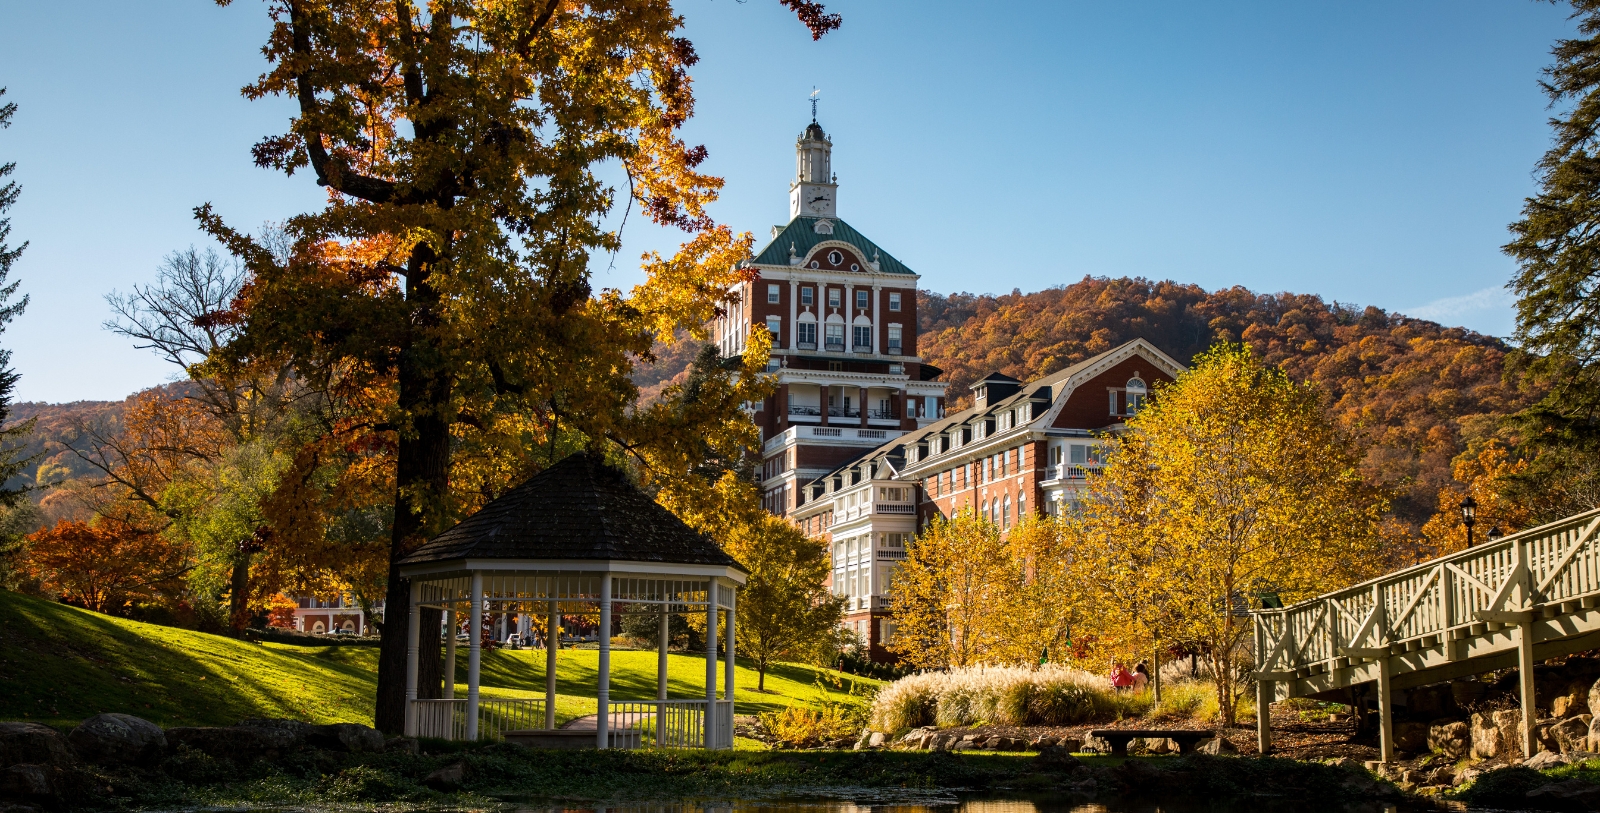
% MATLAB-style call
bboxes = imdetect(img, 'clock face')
[807,190,831,211]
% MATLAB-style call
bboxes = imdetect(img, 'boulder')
[68,714,165,766]
[1553,683,1590,718]
[308,723,384,753]
[1527,749,1570,770]
[0,723,74,769]
[1196,736,1238,755]
[1034,745,1081,769]
[1429,721,1470,760]
[1056,738,1083,753]
[1473,709,1528,759]
[1452,679,1488,710]
[423,762,467,791]
[1406,684,1456,718]
[0,765,56,803]
[165,726,282,762]
[867,732,885,748]
[1394,721,1430,753]
[236,719,312,750]
[1080,735,1111,754]
[1552,716,1592,753]
[1526,778,1600,809]
[1589,676,1600,726]
[951,740,978,752]
[1028,736,1058,750]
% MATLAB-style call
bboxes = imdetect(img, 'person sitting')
[1110,663,1134,691]
[1131,661,1150,691]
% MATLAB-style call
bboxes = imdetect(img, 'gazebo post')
[724,586,736,729]
[466,571,483,741]
[705,580,717,749]
[597,576,612,749]
[444,608,457,699]
[545,601,557,729]
[657,607,669,745]
[404,580,421,736]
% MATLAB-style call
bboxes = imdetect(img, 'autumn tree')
[887,510,1007,669]
[984,513,1090,667]
[206,0,835,732]
[722,513,843,691]
[1087,344,1387,725]
[1420,442,1537,555]
[24,518,189,614]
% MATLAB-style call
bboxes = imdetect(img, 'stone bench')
[1088,729,1213,757]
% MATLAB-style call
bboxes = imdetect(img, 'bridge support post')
[1519,619,1538,758]
[1377,659,1395,764]
[1255,678,1272,754]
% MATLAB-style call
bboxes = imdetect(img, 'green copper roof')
[751,217,915,276]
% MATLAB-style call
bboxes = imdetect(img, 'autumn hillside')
[918,277,1532,528]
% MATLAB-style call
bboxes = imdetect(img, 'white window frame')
[889,292,901,311]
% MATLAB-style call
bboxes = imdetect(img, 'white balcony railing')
[876,503,916,514]
[603,699,733,749]
[408,697,545,741]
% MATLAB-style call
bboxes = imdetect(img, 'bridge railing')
[1253,508,1600,677]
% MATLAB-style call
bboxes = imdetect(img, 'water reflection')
[510,799,1406,813]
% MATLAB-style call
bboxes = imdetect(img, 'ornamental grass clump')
[868,665,1132,730]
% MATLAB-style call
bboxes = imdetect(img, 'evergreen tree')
[0,87,35,585]
[1503,1,1600,519]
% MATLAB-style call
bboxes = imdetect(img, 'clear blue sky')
[0,0,1577,403]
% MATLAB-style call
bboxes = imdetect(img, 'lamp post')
[1488,527,1504,542]
[1461,495,1477,548]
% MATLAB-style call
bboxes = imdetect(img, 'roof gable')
[397,452,744,571]
[752,217,914,276]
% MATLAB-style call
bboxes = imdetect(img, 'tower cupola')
[790,120,838,219]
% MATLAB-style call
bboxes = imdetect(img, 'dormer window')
[1126,376,1148,415]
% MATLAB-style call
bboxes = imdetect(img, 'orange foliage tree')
[24,519,189,614]
[1421,443,1536,556]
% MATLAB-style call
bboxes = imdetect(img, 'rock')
[1139,737,1172,754]
[1588,676,1600,725]
[1029,736,1057,750]
[0,724,74,769]
[423,762,466,791]
[1453,679,1488,709]
[1526,778,1600,809]
[1034,745,1081,769]
[1394,721,1430,753]
[308,723,384,753]
[1472,709,1529,759]
[385,737,418,754]
[825,737,853,749]
[236,719,312,750]
[951,740,978,752]
[1080,735,1111,754]
[1196,736,1237,755]
[165,726,281,762]
[1407,684,1456,718]
[68,714,165,766]
[1554,683,1590,718]
[1553,716,1592,753]
[867,732,885,748]
[1527,749,1570,770]
[0,765,54,802]
[1454,766,1485,787]
[1430,721,1470,760]
[1056,738,1083,753]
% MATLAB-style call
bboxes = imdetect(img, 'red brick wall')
[1052,358,1176,430]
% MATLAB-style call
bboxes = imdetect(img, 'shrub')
[760,702,865,748]
[868,665,1150,730]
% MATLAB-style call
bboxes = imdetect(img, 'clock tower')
[789,120,838,219]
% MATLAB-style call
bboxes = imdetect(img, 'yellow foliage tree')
[720,513,845,691]
[1084,343,1388,725]
[887,510,1006,669]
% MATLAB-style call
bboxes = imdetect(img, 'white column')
[404,580,421,736]
[725,587,736,701]
[789,279,799,351]
[545,602,558,729]
[871,283,880,356]
[705,580,718,749]
[466,571,482,741]
[844,283,854,352]
[657,606,669,745]
[598,576,612,750]
[444,608,457,699]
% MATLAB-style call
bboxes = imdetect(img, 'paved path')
[559,711,656,731]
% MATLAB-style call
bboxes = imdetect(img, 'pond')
[499,797,1424,813]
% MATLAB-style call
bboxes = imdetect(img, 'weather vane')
[810,87,820,122]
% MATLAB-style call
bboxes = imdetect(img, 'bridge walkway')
[1251,508,1600,763]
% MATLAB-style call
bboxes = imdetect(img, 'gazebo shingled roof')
[397,451,744,571]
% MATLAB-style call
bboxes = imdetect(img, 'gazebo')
[396,451,748,749]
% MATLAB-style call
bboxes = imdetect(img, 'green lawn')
[0,590,879,730]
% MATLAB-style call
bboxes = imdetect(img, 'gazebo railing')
[409,698,546,742]
[605,699,735,749]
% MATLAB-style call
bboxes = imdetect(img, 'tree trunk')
[373,255,452,735]
[227,550,253,632]
[758,661,767,692]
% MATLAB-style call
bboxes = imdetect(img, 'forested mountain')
[918,277,1532,528]
[5,277,1526,533]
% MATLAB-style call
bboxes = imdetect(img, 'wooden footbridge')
[1252,508,1600,763]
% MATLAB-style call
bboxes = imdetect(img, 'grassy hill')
[0,590,878,730]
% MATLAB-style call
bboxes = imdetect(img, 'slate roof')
[752,217,915,276]
[397,452,745,572]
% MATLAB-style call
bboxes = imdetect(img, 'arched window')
[1003,495,1012,529]
[981,499,988,521]
[1018,492,1026,519]
[1125,375,1148,415]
